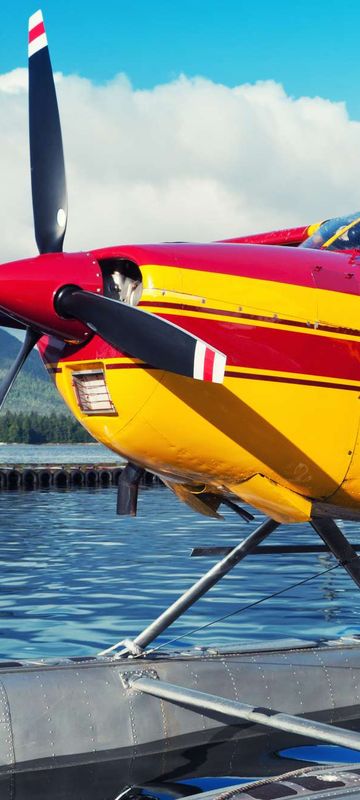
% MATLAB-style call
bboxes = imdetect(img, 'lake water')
[0,444,360,795]
[0,444,358,659]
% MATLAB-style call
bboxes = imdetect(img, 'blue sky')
[1,0,360,117]
[2,0,360,342]
[2,0,360,277]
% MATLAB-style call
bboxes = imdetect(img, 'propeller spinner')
[0,10,226,409]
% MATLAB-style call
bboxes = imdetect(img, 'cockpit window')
[325,217,360,251]
[300,212,360,250]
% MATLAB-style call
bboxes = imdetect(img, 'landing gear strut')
[311,516,360,589]
[100,514,360,657]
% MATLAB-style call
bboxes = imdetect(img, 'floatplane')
[2,9,360,796]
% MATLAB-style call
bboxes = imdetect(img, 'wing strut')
[124,672,360,751]
[311,517,360,589]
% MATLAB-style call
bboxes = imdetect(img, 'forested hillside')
[0,412,92,443]
[0,329,66,415]
[0,329,94,442]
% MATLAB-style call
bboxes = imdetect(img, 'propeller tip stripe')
[193,341,226,384]
[28,10,47,57]
[212,351,227,383]
[29,9,43,30]
[204,346,215,381]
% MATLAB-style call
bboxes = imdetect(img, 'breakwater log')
[0,464,160,490]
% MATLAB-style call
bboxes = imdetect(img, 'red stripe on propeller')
[203,347,215,381]
[29,21,45,43]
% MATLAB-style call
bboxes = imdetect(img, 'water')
[0,449,357,657]
[0,444,359,794]
[0,442,120,465]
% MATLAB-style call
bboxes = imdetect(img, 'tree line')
[0,412,93,443]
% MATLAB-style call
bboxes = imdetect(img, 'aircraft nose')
[0,252,102,339]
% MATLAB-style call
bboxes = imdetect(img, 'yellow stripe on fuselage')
[140,264,360,335]
[47,265,360,518]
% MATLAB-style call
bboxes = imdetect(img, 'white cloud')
[0,67,360,261]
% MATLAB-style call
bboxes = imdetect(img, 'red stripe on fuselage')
[139,301,360,338]
[156,313,360,383]
[45,358,360,391]
[42,313,360,385]
[29,21,45,42]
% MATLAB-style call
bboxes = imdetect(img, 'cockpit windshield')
[301,212,360,251]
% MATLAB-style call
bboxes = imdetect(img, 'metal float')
[0,516,360,773]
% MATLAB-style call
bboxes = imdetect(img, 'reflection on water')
[279,745,360,764]
[2,730,360,799]
[0,483,358,658]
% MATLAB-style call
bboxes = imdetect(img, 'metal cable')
[139,560,341,658]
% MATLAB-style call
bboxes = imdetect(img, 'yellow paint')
[307,221,324,237]
[164,482,223,518]
[141,264,318,324]
[325,408,360,511]
[50,268,360,521]
[227,475,312,523]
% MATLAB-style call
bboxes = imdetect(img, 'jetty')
[0,464,158,490]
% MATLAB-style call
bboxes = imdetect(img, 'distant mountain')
[0,329,69,415]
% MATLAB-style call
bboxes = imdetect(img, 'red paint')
[0,252,101,340]
[218,225,309,246]
[139,300,360,338]
[157,313,360,383]
[204,347,215,381]
[313,266,360,294]
[48,356,360,393]
[90,242,358,296]
[26,239,360,387]
[29,21,45,42]
[40,306,360,388]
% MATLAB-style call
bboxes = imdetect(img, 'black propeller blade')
[28,10,67,254]
[0,11,67,411]
[0,11,60,408]
[0,10,226,417]
[56,287,226,382]
[0,328,40,411]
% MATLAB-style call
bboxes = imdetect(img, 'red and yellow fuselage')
[33,238,360,525]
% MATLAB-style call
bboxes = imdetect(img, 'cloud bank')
[1,68,360,261]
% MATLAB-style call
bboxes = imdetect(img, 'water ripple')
[0,483,357,658]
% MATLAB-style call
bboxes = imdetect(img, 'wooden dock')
[0,464,158,490]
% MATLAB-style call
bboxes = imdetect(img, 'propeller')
[56,287,226,382]
[0,9,226,413]
[28,9,67,254]
[0,328,40,410]
[0,11,68,410]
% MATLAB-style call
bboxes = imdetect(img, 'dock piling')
[0,464,159,491]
